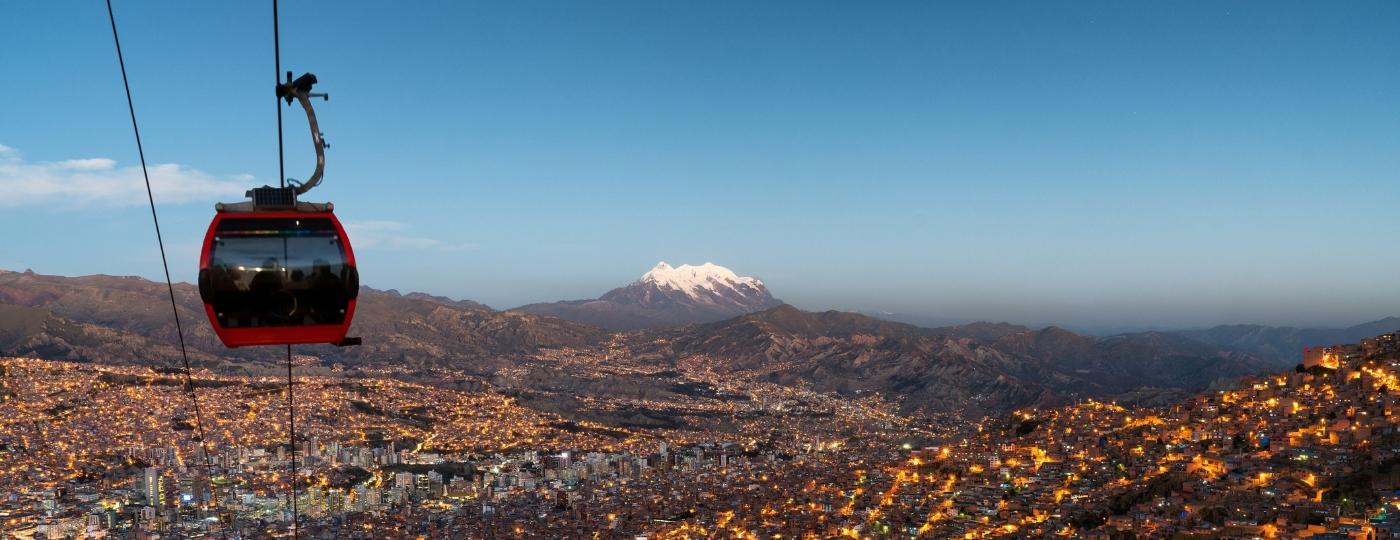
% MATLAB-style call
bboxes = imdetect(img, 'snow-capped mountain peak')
[638,261,764,298]
[515,261,783,330]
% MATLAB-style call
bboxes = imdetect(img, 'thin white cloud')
[56,158,117,171]
[0,144,248,207]
[343,220,478,252]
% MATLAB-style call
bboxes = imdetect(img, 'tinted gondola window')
[206,218,351,328]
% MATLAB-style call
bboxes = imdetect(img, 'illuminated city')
[3,329,1399,538]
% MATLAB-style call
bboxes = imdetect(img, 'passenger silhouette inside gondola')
[307,259,346,324]
[249,258,287,325]
[207,261,244,327]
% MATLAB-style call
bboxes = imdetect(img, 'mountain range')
[867,311,1400,362]
[637,305,1271,414]
[2,263,1393,418]
[1175,318,1400,362]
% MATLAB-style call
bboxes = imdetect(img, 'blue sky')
[2,1,1398,331]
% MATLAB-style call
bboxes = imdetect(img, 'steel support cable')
[272,1,301,537]
[104,2,227,536]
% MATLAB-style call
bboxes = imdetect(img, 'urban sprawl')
[3,332,1400,538]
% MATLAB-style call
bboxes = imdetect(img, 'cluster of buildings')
[0,358,928,539]
[6,330,1400,538]
[640,331,1400,539]
[2,430,910,538]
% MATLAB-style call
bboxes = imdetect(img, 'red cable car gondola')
[197,73,360,348]
[198,208,358,347]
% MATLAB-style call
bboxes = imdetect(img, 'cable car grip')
[276,71,329,196]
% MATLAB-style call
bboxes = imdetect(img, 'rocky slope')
[634,305,1272,414]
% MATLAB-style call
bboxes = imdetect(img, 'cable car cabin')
[198,210,358,347]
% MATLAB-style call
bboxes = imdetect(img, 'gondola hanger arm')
[276,72,329,195]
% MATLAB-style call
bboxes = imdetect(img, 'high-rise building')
[327,488,346,516]
[177,475,196,507]
[415,474,434,498]
[362,487,382,508]
[142,468,164,508]
[447,476,470,498]
[545,452,573,470]
[395,471,415,490]
[137,506,156,530]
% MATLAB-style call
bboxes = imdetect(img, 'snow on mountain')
[638,262,766,303]
[512,261,783,330]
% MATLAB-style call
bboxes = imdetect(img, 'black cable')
[272,1,301,537]
[104,1,226,536]
[285,344,299,536]
[275,0,286,191]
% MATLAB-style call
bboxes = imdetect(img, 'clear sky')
[2,1,1398,331]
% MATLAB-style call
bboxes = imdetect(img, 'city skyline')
[3,1,1399,330]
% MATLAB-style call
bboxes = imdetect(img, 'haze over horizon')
[3,1,1398,331]
[3,262,1395,337]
